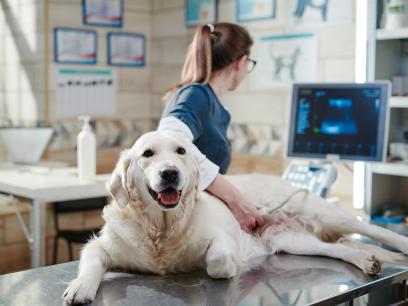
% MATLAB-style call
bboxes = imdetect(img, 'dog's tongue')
[158,188,180,205]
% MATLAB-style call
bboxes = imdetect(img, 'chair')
[52,197,106,264]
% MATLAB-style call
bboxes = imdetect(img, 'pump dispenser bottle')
[77,116,96,182]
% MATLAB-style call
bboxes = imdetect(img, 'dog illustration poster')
[83,0,123,27]
[236,0,276,22]
[287,0,353,26]
[107,33,145,67]
[54,28,97,64]
[251,33,317,89]
[185,0,218,27]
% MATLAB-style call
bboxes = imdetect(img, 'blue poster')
[54,28,97,65]
[186,0,218,27]
[237,0,276,22]
[83,0,123,27]
[107,33,145,67]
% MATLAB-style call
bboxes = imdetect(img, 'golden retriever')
[63,130,408,305]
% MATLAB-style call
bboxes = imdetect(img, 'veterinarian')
[158,22,264,233]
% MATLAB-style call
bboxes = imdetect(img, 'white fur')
[63,130,408,305]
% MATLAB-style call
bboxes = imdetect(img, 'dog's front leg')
[63,239,110,305]
[206,232,238,278]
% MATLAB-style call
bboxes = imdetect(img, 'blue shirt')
[161,83,231,174]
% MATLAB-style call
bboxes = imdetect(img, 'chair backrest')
[53,197,107,213]
[53,197,107,232]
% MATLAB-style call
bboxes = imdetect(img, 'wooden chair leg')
[52,236,59,265]
[68,241,73,262]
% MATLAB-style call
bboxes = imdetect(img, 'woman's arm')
[206,174,264,233]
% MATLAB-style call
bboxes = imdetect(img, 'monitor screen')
[287,83,390,162]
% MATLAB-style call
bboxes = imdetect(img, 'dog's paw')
[207,254,237,279]
[363,255,383,275]
[63,277,99,305]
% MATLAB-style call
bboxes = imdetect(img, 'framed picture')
[236,0,276,22]
[83,0,123,28]
[107,32,145,67]
[185,0,218,27]
[54,28,97,65]
[287,0,353,27]
[250,33,317,89]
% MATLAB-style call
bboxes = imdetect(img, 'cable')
[262,188,309,215]
[342,162,353,173]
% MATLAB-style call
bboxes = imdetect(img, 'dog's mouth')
[147,185,182,209]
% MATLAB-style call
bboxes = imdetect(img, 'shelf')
[368,162,408,177]
[390,97,408,108]
[376,28,408,40]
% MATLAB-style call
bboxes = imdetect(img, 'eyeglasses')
[247,58,257,73]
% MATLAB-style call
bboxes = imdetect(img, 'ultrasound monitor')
[287,82,390,162]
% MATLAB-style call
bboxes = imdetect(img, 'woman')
[158,22,264,233]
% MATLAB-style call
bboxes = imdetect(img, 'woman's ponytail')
[181,25,213,84]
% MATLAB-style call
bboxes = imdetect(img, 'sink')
[0,127,54,164]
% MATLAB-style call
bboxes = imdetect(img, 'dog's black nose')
[160,168,179,183]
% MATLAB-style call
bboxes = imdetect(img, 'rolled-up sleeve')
[158,116,219,191]
[161,86,210,141]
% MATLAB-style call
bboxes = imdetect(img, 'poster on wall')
[55,68,116,118]
[54,28,97,65]
[83,0,123,27]
[287,0,353,27]
[251,33,317,89]
[185,0,218,27]
[236,0,276,22]
[107,32,145,67]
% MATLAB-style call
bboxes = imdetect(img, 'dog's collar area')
[147,185,182,209]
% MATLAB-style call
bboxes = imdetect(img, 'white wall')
[46,0,153,121]
[0,0,356,196]
[151,0,356,195]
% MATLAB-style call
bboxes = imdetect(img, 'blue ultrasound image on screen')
[293,87,382,158]
[320,99,357,135]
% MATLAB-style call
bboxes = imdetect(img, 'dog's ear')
[108,149,132,209]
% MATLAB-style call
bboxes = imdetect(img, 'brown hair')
[163,22,253,101]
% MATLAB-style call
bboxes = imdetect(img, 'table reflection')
[94,254,383,306]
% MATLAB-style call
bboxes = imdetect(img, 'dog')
[269,46,301,80]
[63,130,408,305]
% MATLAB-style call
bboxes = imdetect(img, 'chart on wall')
[55,68,116,118]
[287,0,353,26]
[251,33,317,89]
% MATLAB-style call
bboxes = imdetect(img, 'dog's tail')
[338,237,407,262]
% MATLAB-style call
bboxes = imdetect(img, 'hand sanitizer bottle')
[77,116,96,182]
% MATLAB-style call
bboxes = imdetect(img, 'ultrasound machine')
[283,82,390,198]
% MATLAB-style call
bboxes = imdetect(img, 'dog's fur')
[63,130,408,305]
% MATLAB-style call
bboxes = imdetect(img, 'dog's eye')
[142,149,154,158]
[176,147,186,155]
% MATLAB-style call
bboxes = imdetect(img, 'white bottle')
[77,116,96,182]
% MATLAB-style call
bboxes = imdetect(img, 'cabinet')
[362,1,408,223]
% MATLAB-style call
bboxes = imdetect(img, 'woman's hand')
[228,196,265,234]
[206,174,265,233]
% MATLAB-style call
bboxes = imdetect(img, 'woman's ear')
[235,54,247,70]
[108,149,132,209]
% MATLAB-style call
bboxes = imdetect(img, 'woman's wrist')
[206,174,236,207]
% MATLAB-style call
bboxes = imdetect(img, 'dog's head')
[108,130,200,211]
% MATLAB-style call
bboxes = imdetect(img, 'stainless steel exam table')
[1,254,408,306]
